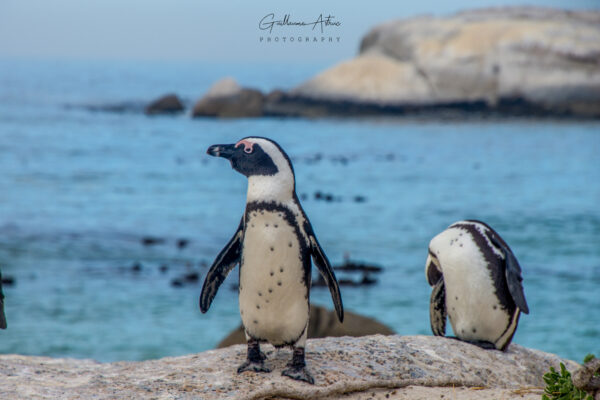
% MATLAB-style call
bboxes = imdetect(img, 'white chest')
[239,209,309,346]
[441,236,510,342]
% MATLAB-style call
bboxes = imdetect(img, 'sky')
[0,0,598,63]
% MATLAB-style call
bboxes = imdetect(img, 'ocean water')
[0,59,598,363]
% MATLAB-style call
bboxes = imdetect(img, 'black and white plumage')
[425,220,529,351]
[200,137,343,384]
[0,269,6,329]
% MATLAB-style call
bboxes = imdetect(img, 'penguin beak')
[207,144,236,159]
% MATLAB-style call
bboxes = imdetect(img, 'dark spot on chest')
[270,247,274,251]
[277,281,282,286]
[280,267,284,273]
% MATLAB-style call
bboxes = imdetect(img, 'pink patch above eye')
[235,139,254,153]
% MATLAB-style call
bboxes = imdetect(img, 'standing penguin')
[200,137,343,384]
[0,269,7,329]
[425,220,529,350]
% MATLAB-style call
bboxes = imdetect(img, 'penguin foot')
[467,340,497,350]
[281,346,314,384]
[282,365,314,384]
[450,336,497,350]
[238,338,270,373]
[237,360,271,374]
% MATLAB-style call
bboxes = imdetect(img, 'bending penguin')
[200,137,343,384]
[425,220,529,351]
[0,269,6,329]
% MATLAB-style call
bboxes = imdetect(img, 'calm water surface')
[0,60,598,362]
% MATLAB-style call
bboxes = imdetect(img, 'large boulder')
[192,78,265,118]
[217,305,395,348]
[284,7,600,118]
[144,94,184,115]
[0,335,579,399]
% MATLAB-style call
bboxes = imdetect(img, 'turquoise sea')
[0,59,598,362]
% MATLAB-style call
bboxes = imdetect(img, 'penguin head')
[207,137,296,201]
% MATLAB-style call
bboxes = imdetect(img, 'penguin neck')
[246,174,295,204]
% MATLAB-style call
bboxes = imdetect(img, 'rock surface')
[0,335,578,399]
[144,93,185,115]
[284,7,600,118]
[192,77,264,118]
[218,305,394,348]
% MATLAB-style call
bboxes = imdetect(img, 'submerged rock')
[272,7,600,118]
[217,305,394,348]
[144,94,184,115]
[192,78,265,118]
[0,335,578,399]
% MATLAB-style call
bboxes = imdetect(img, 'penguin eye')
[235,140,254,154]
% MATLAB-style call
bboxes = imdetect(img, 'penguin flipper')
[490,236,530,315]
[199,219,243,313]
[308,234,343,323]
[0,272,5,329]
[0,302,5,329]
[429,278,446,336]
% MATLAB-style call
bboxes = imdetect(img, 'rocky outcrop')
[0,335,578,399]
[192,77,265,118]
[144,94,185,115]
[274,7,600,118]
[573,358,600,400]
[218,305,394,348]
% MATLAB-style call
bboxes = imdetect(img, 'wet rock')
[573,357,600,400]
[131,262,143,272]
[314,259,383,287]
[192,78,265,118]
[0,335,579,399]
[170,279,183,288]
[140,236,165,246]
[176,238,189,250]
[66,101,146,114]
[170,272,200,288]
[1,276,15,286]
[144,94,184,115]
[335,260,383,273]
[314,191,336,202]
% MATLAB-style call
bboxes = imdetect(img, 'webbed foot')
[282,365,314,384]
[237,338,271,374]
[281,346,314,384]
[449,336,497,350]
[237,360,271,373]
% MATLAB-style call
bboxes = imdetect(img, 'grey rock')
[144,93,185,115]
[0,335,578,399]
[290,7,600,118]
[192,78,265,118]
[573,358,600,400]
[217,305,395,348]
